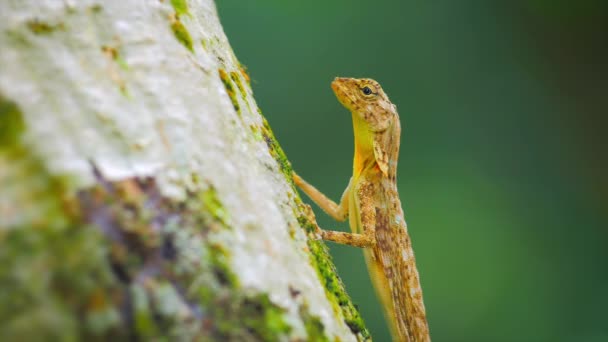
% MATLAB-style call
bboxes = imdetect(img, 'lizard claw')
[292,172,302,186]
[313,223,324,241]
[298,202,324,240]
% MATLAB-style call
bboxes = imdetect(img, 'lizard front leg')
[293,172,349,221]
[293,172,376,248]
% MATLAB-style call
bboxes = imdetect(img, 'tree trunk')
[0,0,369,340]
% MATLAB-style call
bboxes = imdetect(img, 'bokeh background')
[217,1,608,341]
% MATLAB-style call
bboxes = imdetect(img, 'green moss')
[217,69,252,115]
[26,19,64,34]
[306,238,370,340]
[116,56,129,71]
[230,71,251,112]
[0,95,25,147]
[101,46,130,97]
[259,114,294,183]
[238,294,292,341]
[102,45,126,68]
[119,85,130,98]
[229,72,246,96]
[304,315,327,341]
[0,142,78,231]
[199,242,293,341]
[199,187,230,227]
[238,63,251,85]
[0,102,363,340]
[171,19,193,53]
[295,206,369,338]
[0,137,298,340]
[75,178,241,339]
[151,281,184,318]
[0,222,118,340]
[201,37,221,50]
[131,284,159,338]
[307,238,369,339]
[300,303,329,341]
[184,187,293,340]
[218,68,240,114]
[249,124,264,142]
[207,243,238,288]
[90,4,103,13]
[172,182,294,340]
[255,110,370,339]
[210,293,292,341]
[296,207,316,235]
[85,304,121,336]
[170,0,190,16]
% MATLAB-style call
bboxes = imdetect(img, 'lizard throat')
[352,111,375,178]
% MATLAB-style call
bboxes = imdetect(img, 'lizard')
[292,77,430,342]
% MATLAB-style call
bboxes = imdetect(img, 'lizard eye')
[361,86,373,95]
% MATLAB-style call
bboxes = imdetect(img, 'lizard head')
[331,77,401,178]
[331,77,397,133]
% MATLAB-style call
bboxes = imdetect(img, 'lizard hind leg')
[300,203,375,248]
[293,172,375,248]
[320,229,376,248]
[293,172,376,248]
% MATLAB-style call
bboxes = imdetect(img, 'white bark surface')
[0,0,365,340]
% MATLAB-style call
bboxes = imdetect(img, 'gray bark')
[0,0,369,341]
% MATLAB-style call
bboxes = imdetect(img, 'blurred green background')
[217,1,607,341]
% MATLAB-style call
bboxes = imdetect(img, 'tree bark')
[0,0,369,340]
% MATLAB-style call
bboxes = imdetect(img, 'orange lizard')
[293,77,430,341]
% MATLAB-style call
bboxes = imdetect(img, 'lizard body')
[293,77,430,342]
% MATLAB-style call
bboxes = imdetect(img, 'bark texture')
[0,0,369,340]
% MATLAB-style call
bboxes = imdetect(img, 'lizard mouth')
[331,77,357,111]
